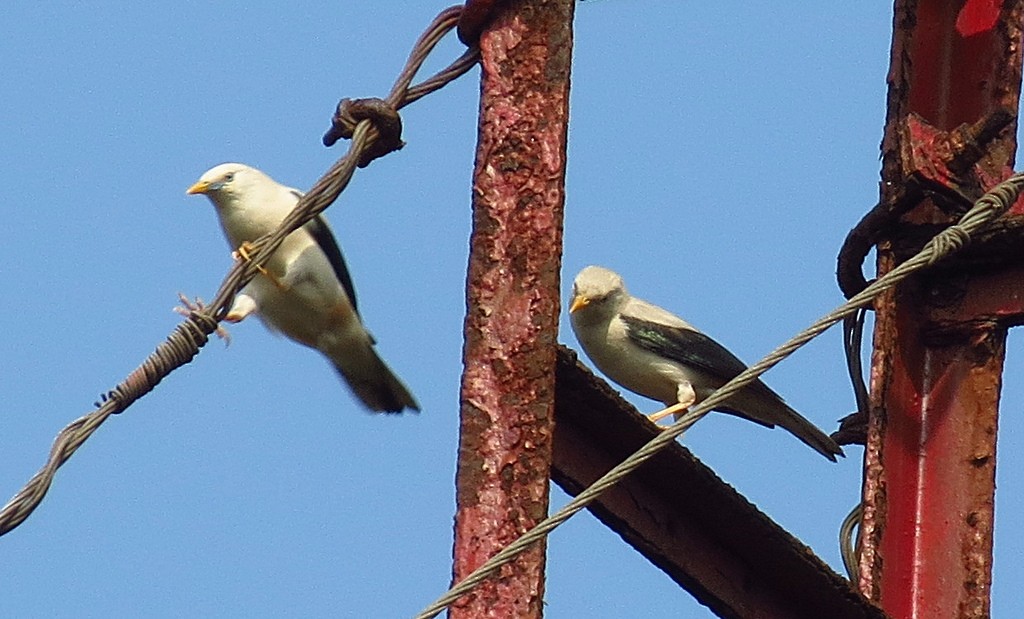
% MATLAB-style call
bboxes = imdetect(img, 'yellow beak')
[185,181,210,195]
[569,295,589,314]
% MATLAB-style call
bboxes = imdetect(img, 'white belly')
[575,316,714,406]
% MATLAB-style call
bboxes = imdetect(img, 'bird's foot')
[174,293,231,345]
[647,398,692,424]
[234,241,288,291]
[647,410,667,424]
[647,409,676,424]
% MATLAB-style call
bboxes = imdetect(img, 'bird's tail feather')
[329,349,420,414]
[721,393,843,461]
[774,406,844,461]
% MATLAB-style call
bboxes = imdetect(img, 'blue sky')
[2,2,1022,617]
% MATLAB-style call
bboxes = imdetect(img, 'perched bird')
[186,163,419,414]
[569,265,842,461]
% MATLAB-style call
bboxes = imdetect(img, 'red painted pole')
[860,1,1024,617]
[449,1,574,617]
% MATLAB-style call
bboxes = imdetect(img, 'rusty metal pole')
[449,1,574,617]
[860,2,1024,617]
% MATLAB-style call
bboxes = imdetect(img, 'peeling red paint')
[861,1,1023,618]
[957,0,1004,35]
[450,2,574,618]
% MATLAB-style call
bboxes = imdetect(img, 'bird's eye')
[224,173,235,182]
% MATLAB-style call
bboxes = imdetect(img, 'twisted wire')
[0,5,478,538]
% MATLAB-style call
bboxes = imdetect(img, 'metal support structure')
[860,1,1024,617]
[551,347,887,619]
[450,1,574,617]
[443,3,1024,618]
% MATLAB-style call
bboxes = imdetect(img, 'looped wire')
[0,5,478,538]
[840,502,863,580]
[838,168,1023,298]
[831,310,870,446]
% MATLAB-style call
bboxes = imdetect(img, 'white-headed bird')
[569,265,842,461]
[187,163,419,414]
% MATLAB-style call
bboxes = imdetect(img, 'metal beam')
[552,347,888,619]
[450,1,574,617]
[859,2,1024,617]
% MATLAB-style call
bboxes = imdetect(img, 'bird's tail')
[772,404,844,462]
[327,346,420,414]
[723,390,844,461]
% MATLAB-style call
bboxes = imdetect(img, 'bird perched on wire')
[186,163,419,414]
[569,265,842,461]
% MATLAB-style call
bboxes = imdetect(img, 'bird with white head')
[187,163,419,414]
[569,265,842,461]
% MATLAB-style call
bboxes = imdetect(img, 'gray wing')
[290,190,360,315]
[620,314,782,403]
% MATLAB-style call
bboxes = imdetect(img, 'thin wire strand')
[837,310,868,580]
[413,173,1024,619]
[845,309,870,416]
[840,502,863,580]
[0,6,478,538]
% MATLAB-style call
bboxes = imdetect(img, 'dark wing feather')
[303,213,359,315]
[620,314,781,403]
[621,315,746,379]
[622,313,843,461]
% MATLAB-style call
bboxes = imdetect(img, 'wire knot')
[322,98,404,167]
[928,226,971,263]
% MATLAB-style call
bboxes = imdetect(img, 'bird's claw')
[646,407,691,440]
[647,397,693,424]
[234,241,258,263]
[234,241,288,291]
[174,293,232,346]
